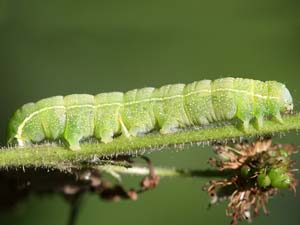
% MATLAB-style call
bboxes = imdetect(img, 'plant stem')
[0,114,299,168]
[99,165,229,178]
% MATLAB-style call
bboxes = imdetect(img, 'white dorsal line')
[15,88,279,142]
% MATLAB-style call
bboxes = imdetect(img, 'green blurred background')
[0,0,300,225]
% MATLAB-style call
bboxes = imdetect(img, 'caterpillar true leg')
[274,113,284,124]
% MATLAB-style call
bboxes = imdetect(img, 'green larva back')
[7,77,293,150]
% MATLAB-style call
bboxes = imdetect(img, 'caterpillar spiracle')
[7,77,293,150]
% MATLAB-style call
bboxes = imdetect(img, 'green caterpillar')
[7,77,293,150]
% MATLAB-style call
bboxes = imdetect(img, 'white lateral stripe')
[15,88,278,141]
[15,106,65,140]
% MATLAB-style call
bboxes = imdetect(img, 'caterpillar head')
[280,86,293,114]
[267,81,293,115]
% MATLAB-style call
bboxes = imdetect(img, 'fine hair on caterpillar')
[7,77,293,150]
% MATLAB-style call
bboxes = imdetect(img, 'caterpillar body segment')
[7,78,293,150]
[94,92,123,144]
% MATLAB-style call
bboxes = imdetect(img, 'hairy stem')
[0,114,299,168]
